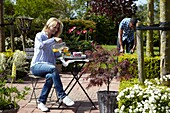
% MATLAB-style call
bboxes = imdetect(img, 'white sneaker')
[38,102,49,112]
[63,96,75,106]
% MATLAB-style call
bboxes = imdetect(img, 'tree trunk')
[146,0,154,57]
[160,0,170,77]
[0,0,5,52]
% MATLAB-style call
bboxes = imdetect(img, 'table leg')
[70,62,96,108]
[57,61,96,109]
[73,75,97,109]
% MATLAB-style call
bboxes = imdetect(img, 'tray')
[63,55,86,60]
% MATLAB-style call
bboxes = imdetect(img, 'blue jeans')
[117,39,134,53]
[30,63,66,104]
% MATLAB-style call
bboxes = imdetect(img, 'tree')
[160,0,170,77]
[14,0,71,20]
[146,0,154,57]
[67,0,88,19]
[136,0,160,54]
[88,0,137,22]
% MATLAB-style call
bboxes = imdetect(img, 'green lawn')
[102,45,117,50]
[102,45,160,56]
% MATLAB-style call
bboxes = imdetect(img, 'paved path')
[14,72,119,113]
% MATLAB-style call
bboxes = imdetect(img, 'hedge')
[118,54,160,79]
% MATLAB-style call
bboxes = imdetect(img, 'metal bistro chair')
[25,48,56,106]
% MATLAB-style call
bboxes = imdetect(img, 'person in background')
[30,17,74,112]
[117,17,137,54]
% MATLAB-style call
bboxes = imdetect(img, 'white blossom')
[116,78,170,113]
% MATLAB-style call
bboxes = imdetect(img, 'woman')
[30,17,74,112]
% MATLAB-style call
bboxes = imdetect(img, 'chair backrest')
[25,48,34,60]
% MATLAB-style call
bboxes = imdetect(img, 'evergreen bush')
[118,54,160,79]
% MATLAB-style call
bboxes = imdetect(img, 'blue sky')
[135,0,147,6]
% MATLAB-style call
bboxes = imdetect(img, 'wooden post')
[136,22,145,84]
[10,22,14,52]
[0,0,5,52]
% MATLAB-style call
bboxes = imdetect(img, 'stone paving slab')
[14,73,119,113]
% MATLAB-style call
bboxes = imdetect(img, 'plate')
[63,55,86,60]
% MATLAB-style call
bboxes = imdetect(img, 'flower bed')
[115,78,170,113]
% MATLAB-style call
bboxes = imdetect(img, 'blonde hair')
[42,17,63,37]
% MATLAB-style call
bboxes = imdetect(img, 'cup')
[52,42,66,52]
[63,47,69,53]
[65,52,71,56]
[52,44,60,52]
[52,48,59,52]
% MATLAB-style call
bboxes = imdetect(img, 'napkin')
[58,57,89,67]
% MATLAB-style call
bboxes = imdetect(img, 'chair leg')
[29,78,39,106]
[29,77,58,105]
[49,86,58,102]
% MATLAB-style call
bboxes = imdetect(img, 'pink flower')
[82,30,87,34]
[76,30,81,35]
[72,26,76,30]
[68,26,76,34]
[89,28,93,33]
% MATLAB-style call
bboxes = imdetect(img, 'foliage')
[81,45,136,91]
[116,78,170,113]
[12,50,29,72]
[118,78,139,92]
[5,36,34,50]
[86,15,117,45]
[88,0,137,22]
[135,0,160,48]
[67,0,89,19]
[0,49,30,110]
[160,74,170,86]
[61,19,96,52]
[14,0,64,20]
[118,54,160,79]
[135,0,160,25]
[0,50,13,78]
[0,50,29,79]
[0,75,30,111]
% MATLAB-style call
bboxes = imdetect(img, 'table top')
[58,55,89,67]
[63,55,87,60]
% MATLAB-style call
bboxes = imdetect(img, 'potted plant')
[0,51,30,113]
[82,45,136,113]
[0,76,30,113]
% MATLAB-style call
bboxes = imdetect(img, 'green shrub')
[118,54,160,79]
[0,50,29,80]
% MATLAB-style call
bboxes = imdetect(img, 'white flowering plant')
[160,74,170,86]
[115,78,170,113]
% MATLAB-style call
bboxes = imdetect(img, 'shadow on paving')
[49,101,99,113]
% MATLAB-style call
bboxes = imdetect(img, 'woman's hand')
[54,37,62,43]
